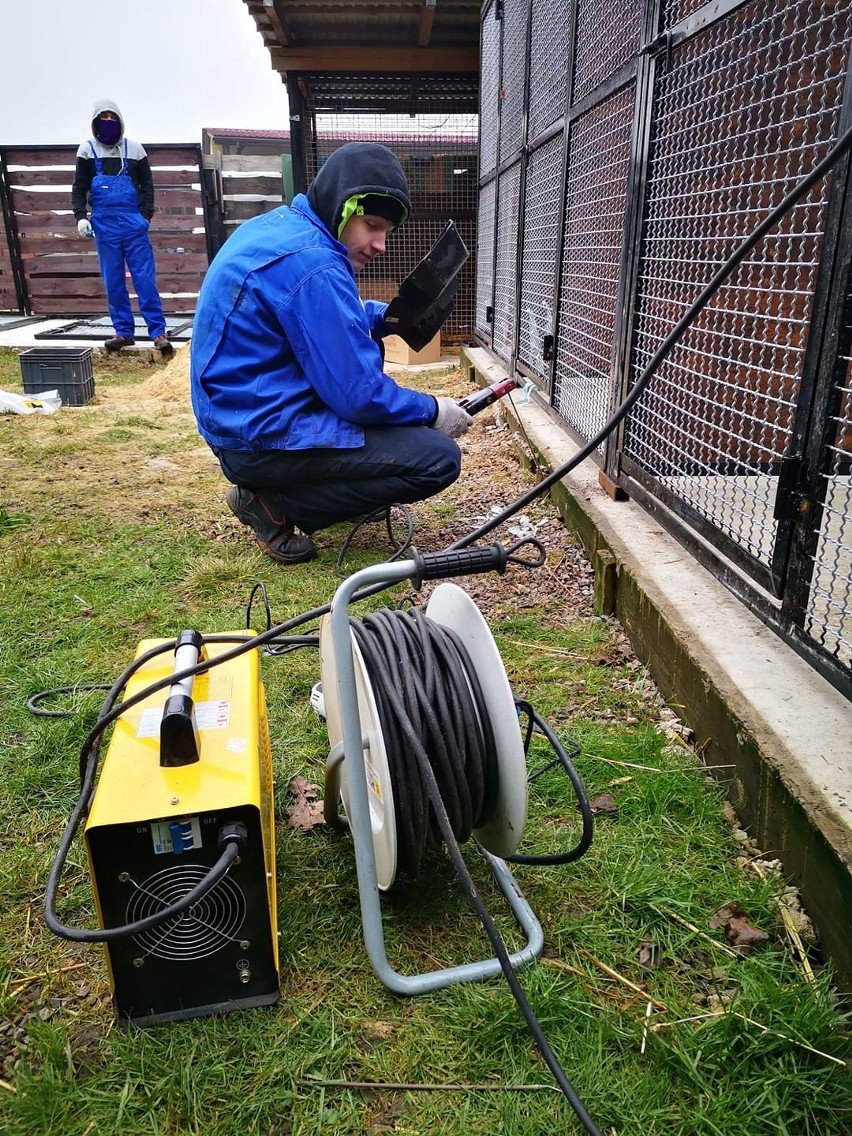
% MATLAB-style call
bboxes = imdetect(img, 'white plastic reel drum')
[320,615,399,890]
[425,583,528,857]
[319,584,528,889]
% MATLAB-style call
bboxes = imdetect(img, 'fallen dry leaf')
[286,775,325,831]
[588,792,618,814]
[709,902,769,956]
[637,941,661,970]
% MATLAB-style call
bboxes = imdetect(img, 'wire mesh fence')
[302,112,479,344]
[476,0,852,695]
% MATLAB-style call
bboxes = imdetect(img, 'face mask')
[95,118,121,145]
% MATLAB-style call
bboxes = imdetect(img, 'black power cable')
[348,607,603,1136]
[350,608,501,875]
[452,120,852,551]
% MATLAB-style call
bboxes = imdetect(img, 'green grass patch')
[1,351,849,1135]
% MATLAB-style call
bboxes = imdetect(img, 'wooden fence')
[0,144,212,315]
[203,151,290,250]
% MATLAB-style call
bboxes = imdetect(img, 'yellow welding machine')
[84,634,278,1025]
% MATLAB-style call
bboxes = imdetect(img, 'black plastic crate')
[20,347,95,406]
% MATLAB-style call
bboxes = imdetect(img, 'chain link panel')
[480,1,500,178]
[529,0,572,141]
[499,0,530,163]
[624,0,849,570]
[492,163,522,364]
[518,134,564,382]
[807,320,852,668]
[476,178,496,342]
[554,86,636,442]
[573,0,643,104]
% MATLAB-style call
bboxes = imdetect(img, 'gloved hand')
[432,396,473,438]
[77,218,93,238]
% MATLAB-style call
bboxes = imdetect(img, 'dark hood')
[90,97,125,142]
[307,142,411,238]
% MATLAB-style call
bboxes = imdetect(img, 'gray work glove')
[432,396,473,438]
[77,218,93,238]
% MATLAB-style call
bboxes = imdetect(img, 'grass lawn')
[0,345,849,1135]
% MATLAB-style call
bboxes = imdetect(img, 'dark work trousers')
[215,425,462,534]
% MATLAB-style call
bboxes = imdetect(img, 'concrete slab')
[0,318,189,355]
[463,345,852,991]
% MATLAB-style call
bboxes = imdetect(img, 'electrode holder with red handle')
[458,376,519,416]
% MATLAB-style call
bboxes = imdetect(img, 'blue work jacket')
[190,194,437,452]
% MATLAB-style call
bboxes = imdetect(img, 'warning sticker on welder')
[135,699,231,738]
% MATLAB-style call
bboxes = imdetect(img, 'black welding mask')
[383,221,469,351]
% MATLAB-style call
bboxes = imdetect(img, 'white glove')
[432,396,473,438]
[77,218,93,238]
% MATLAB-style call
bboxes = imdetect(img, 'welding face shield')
[382,221,469,351]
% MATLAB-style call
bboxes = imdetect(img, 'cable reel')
[321,582,528,890]
[318,540,587,997]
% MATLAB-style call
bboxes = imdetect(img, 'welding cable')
[335,504,416,578]
[350,608,501,874]
[26,684,112,717]
[44,814,246,943]
[451,119,852,552]
[508,699,594,866]
[347,607,603,1136]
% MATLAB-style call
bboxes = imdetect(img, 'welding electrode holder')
[159,628,207,767]
[458,375,519,416]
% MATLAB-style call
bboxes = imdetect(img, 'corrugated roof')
[242,0,480,112]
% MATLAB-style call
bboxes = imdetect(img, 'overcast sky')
[0,0,291,145]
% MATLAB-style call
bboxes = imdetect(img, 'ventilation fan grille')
[124,864,247,962]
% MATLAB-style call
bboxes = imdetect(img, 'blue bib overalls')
[89,141,166,339]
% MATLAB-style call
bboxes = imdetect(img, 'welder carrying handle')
[409,537,546,589]
[160,628,207,767]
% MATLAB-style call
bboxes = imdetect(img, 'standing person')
[72,98,173,356]
[190,141,471,566]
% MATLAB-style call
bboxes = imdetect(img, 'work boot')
[226,487,317,565]
[153,334,174,357]
[104,335,135,352]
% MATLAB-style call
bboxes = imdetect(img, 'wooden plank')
[3,149,77,168]
[145,147,202,167]
[152,169,202,186]
[149,233,209,252]
[221,174,283,195]
[25,254,103,274]
[11,189,75,211]
[269,45,478,73]
[142,274,204,291]
[19,238,89,257]
[27,277,107,299]
[7,169,76,187]
[15,213,78,233]
[220,153,287,174]
[27,274,201,300]
[222,199,281,221]
[27,298,105,314]
[149,214,206,232]
[144,252,208,272]
[154,188,204,208]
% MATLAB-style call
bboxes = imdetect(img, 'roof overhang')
[243,0,481,113]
